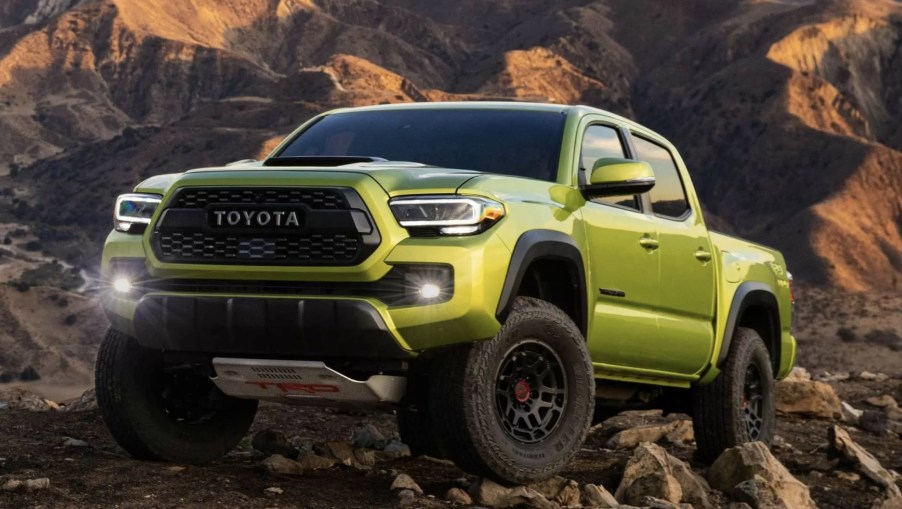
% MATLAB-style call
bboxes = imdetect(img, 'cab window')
[580,125,638,211]
[632,135,690,219]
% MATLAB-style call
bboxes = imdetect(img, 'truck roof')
[323,101,667,143]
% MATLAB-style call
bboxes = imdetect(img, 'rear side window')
[632,136,690,219]
[580,125,638,211]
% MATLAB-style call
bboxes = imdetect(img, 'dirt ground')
[0,377,900,509]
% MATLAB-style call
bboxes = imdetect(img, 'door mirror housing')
[582,158,656,197]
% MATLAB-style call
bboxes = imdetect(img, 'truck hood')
[153,161,482,197]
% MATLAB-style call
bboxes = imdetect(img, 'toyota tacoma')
[97,102,796,483]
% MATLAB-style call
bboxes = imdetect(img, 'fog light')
[418,283,441,300]
[112,277,132,293]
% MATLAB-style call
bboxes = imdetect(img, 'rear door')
[629,133,716,375]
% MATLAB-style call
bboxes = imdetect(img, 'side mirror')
[582,158,656,197]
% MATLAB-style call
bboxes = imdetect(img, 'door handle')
[694,249,712,262]
[639,236,659,250]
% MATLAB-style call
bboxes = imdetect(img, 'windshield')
[276,108,566,181]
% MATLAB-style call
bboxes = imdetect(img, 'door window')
[632,136,690,219]
[580,125,638,210]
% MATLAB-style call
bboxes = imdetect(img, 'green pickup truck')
[97,102,796,483]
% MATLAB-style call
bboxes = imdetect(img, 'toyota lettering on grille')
[210,209,302,228]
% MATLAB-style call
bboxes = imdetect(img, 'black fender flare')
[495,229,588,334]
[717,282,781,372]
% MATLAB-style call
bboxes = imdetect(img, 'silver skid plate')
[211,358,406,407]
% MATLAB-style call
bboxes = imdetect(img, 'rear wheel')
[692,327,776,462]
[428,297,594,484]
[95,328,258,463]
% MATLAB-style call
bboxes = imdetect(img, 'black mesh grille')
[152,187,378,266]
[158,232,360,263]
[171,188,346,209]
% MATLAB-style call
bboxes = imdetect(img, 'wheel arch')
[495,230,588,336]
[717,282,781,375]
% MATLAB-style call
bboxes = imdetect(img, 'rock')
[469,478,555,509]
[775,380,842,419]
[785,366,811,382]
[397,489,417,505]
[771,435,792,450]
[446,487,473,505]
[639,496,688,508]
[353,424,388,449]
[887,407,902,435]
[1,478,51,492]
[582,483,619,507]
[0,402,8,411]
[391,474,424,496]
[252,430,299,459]
[0,387,57,411]
[829,425,902,497]
[260,454,306,476]
[708,441,816,509]
[866,396,899,408]
[835,471,861,482]
[322,441,355,466]
[60,389,97,412]
[606,419,695,449]
[666,450,712,509]
[615,444,682,505]
[731,475,788,509]
[842,401,864,424]
[63,437,89,448]
[874,494,902,509]
[378,439,411,459]
[295,453,337,470]
[859,371,889,382]
[816,371,851,382]
[352,448,375,469]
[860,411,889,434]
[264,486,283,495]
[166,466,186,475]
[531,476,580,506]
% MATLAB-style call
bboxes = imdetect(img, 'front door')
[579,122,662,371]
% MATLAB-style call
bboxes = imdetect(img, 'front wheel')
[95,328,258,463]
[692,327,776,462]
[428,297,594,484]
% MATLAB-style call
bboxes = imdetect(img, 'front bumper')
[102,230,512,357]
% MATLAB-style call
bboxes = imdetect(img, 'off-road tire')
[428,297,594,484]
[693,327,776,462]
[95,328,258,463]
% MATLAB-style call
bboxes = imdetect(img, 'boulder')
[391,473,424,496]
[860,411,889,434]
[866,395,898,409]
[775,380,842,419]
[1,478,51,491]
[260,453,335,475]
[531,476,580,506]
[708,442,816,509]
[469,478,555,509]
[352,448,375,469]
[859,371,889,382]
[0,387,57,411]
[322,441,355,466]
[886,406,902,435]
[841,401,864,424]
[606,419,695,449]
[60,389,97,412]
[252,430,299,459]
[582,483,619,508]
[353,424,388,449]
[828,425,901,497]
[615,442,711,508]
[446,487,473,505]
[785,366,811,382]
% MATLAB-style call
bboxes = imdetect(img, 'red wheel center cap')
[514,380,531,403]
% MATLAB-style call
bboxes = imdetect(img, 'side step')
[211,358,407,407]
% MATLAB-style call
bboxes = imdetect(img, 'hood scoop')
[263,156,386,167]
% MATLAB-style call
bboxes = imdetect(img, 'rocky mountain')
[0,0,900,389]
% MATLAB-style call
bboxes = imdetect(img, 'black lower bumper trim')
[132,296,412,358]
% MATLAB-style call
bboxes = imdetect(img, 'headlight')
[114,193,162,233]
[389,196,505,236]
